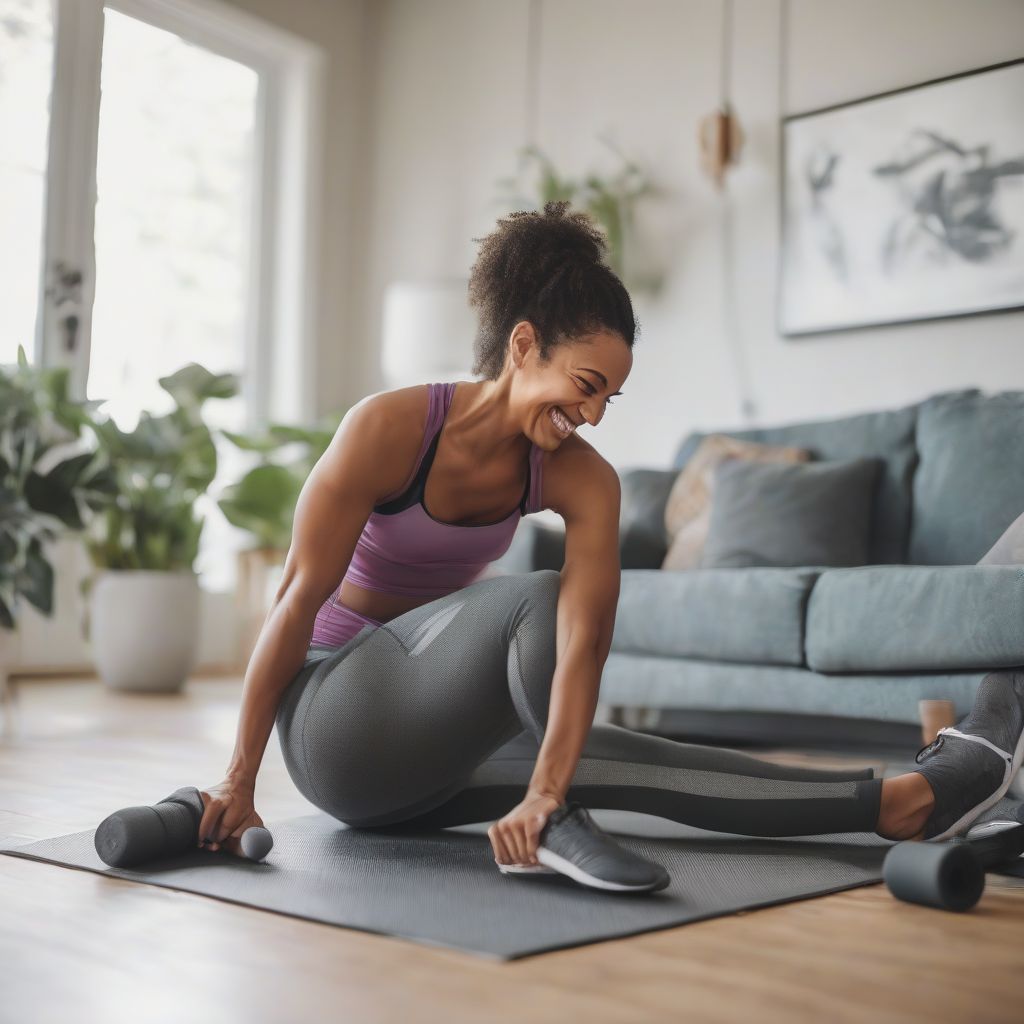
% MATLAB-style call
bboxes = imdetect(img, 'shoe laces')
[915,726,1014,766]
[915,732,945,764]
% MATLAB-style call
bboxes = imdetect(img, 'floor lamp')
[380,280,477,390]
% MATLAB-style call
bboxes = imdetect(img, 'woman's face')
[510,323,633,446]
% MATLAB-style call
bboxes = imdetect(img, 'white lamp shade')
[381,280,477,388]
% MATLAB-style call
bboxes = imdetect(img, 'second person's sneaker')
[914,670,1024,842]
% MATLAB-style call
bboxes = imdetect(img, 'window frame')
[37,0,325,431]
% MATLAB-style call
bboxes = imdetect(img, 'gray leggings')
[275,570,883,835]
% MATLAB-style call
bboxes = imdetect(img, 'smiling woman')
[195,201,964,895]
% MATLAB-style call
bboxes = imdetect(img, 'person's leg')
[370,724,904,838]
[275,571,564,827]
[276,570,925,839]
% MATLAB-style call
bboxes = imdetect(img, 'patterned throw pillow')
[660,434,811,571]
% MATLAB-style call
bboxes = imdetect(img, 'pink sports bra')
[310,381,545,648]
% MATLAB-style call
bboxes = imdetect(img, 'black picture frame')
[777,57,1024,338]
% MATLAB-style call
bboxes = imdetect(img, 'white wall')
[349,0,1024,473]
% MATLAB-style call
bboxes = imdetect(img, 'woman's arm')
[526,453,623,801]
[223,394,413,790]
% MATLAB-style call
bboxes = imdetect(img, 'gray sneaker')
[964,796,1024,842]
[914,670,1024,842]
[498,801,670,894]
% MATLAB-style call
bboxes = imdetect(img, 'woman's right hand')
[197,777,264,856]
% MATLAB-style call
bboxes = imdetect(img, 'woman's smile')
[549,406,576,437]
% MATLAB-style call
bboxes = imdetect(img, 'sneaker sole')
[927,723,1024,843]
[496,860,558,875]
[533,846,666,892]
[497,848,666,891]
[965,818,1024,841]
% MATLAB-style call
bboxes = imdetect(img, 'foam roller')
[883,822,1024,912]
[94,786,273,867]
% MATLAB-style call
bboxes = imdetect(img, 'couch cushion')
[599,654,986,725]
[701,457,881,569]
[805,565,1024,672]
[673,395,929,564]
[909,390,1024,564]
[613,567,820,666]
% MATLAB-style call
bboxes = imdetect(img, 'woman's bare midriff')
[337,580,433,624]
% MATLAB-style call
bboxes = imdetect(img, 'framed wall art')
[778,58,1024,337]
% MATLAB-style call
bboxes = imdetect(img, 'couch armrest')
[619,467,677,569]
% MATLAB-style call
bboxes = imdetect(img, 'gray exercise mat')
[0,808,897,960]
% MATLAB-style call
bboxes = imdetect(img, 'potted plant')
[0,345,117,716]
[78,362,237,693]
[216,411,346,658]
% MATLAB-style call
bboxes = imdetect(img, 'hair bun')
[467,201,637,381]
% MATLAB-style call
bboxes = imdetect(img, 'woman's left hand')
[488,789,563,867]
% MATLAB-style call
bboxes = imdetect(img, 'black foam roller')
[883,839,985,912]
[94,787,206,867]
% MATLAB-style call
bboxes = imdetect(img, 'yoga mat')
[0,809,896,960]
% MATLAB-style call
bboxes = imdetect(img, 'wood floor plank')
[1,675,1022,1024]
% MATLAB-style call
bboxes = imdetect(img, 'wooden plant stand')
[234,547,287,671]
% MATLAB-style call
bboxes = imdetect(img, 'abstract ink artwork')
[779,59,1024,336]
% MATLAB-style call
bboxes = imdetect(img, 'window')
[0,0,54,366]
[2,0,323,594]
[1,0,323,670]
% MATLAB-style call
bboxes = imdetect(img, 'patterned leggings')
[275,571,882,834]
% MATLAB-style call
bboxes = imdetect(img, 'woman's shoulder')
[346,383,433,498]
[540,434,619,519]
[358,381,432,416]
[354,383,433,440]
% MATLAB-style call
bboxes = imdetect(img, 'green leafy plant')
[79,362,238,575]
[217,412,348,552]
[495,134,659,288]
[0,345,117,631]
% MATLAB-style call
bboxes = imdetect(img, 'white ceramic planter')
[90,569,200,693]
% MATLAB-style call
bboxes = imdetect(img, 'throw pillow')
[661,434,811,571]
[700,457,882,569]
[977,509,1024,565]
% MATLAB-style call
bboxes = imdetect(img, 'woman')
[196,201,1024,892]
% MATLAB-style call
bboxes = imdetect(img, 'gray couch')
[494,388,1024,735]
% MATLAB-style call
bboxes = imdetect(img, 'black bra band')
[375,426,531,522]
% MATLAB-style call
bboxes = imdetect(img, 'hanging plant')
[494,134,660,290]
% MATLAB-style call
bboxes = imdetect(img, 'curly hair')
[467,200,638,381]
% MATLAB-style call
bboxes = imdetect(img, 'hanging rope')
[718,0,758,424]
[524,0,542,150]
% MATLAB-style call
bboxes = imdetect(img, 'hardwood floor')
[1,674,1022,1024]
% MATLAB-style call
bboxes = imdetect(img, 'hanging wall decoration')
[778,57,1024,337]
